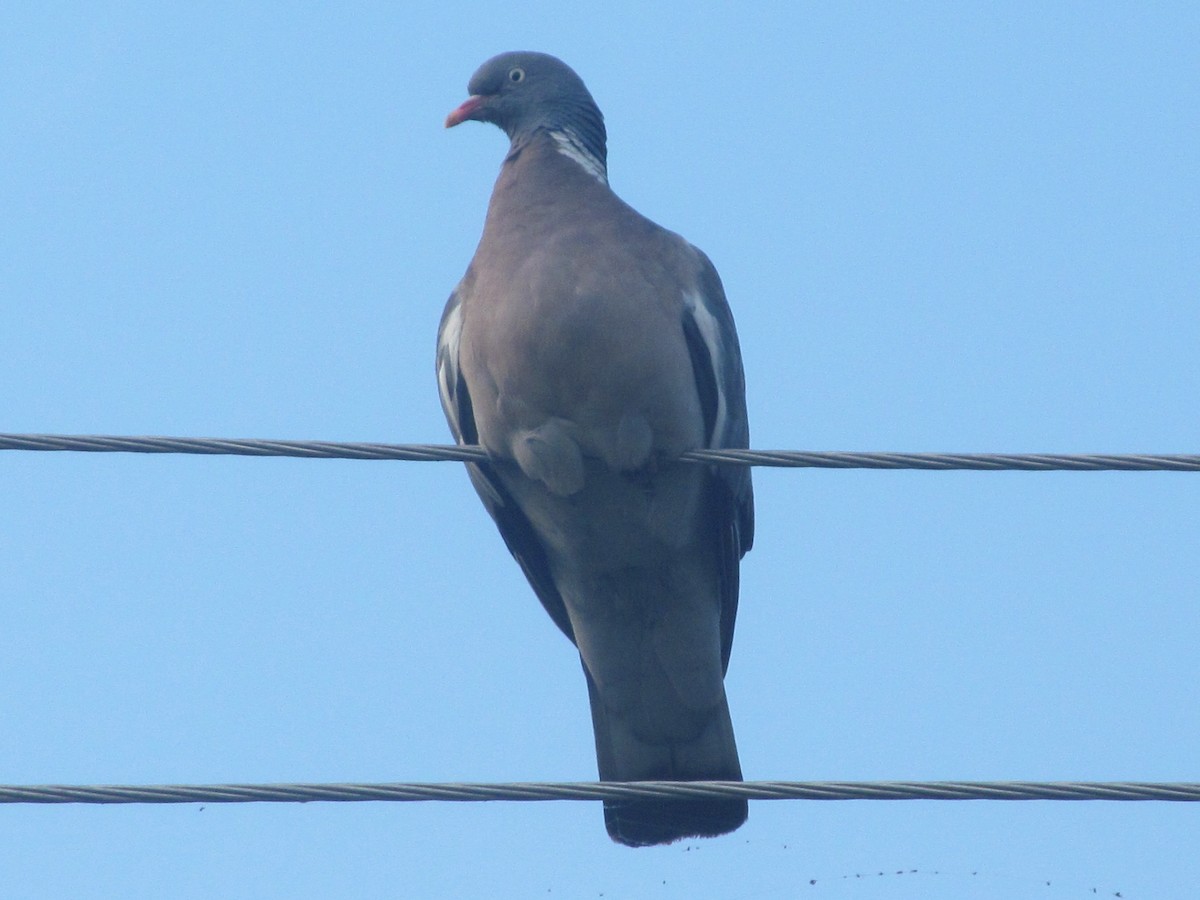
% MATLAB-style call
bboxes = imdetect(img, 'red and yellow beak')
[445,95,487,128]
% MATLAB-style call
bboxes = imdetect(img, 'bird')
[437,51,754,847]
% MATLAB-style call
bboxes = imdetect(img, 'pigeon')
[437,51,754,846]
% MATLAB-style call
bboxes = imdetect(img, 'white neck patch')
[549,129,607,184]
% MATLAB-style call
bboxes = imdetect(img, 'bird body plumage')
[438,51,753,847]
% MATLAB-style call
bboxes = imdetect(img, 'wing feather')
[681,255,755,670]
[437,289,576,642]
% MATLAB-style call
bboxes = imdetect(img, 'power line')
[2,433,1198,471]
[2,780,1198,806]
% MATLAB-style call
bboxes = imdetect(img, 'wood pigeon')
[437,51,754,847]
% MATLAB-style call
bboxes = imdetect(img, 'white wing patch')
[684,289,729,447]
[550,129,607,184]
[436,299,464,436]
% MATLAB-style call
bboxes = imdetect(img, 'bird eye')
[508,67,525,83]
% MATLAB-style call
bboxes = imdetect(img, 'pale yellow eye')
[508,67,525,83]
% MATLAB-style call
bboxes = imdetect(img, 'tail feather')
[584,666,747,847]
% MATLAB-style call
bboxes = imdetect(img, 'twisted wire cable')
[2,434,1198,471]
[2,780,1198,805]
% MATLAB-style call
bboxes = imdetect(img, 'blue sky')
[2,3,1198,898]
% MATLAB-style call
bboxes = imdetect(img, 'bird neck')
[506,121,607,185]
[481,134,616,250]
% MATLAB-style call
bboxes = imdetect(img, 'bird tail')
[584,667,747,847]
